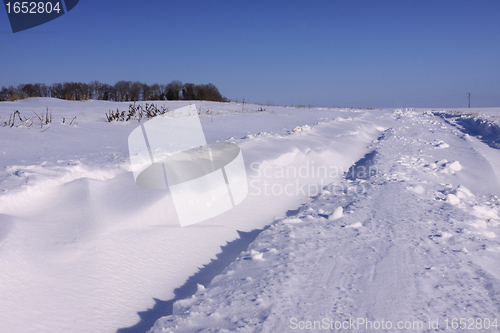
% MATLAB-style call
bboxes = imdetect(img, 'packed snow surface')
[1,99,500,333]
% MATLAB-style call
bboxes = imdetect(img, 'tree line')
[0,80,228,102]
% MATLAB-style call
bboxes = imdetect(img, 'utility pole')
[468,92,470,108]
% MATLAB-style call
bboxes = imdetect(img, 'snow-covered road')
[150,109,500,332]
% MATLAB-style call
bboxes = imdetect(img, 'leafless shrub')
[106,103,169,122]
[2,108,56,129]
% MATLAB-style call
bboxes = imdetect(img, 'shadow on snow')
[116,228,266,333]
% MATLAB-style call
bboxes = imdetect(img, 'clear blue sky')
[1,0,499,108]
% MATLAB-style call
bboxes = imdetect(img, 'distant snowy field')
[1,98,500,333]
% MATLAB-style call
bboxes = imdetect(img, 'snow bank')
[0,99,379,333]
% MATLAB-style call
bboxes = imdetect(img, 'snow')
[344,221,363,228]
[0,98,373,332]
[449,161,463,172]
[1,99,500,333]
[329,206,343,220]
[149,108,500,332]
[446,193,461,205]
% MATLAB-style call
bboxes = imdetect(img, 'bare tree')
[114,80,131,101]
[129,81,143,101]
[195,83,224,102]
[181,83,196,100]
[167,80,183,100]
[0,80,226,102]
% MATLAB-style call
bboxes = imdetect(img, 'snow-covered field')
[1,99,500,332]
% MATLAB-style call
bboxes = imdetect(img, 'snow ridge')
[435,111,500,149]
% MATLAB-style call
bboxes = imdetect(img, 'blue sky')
[1,0,499,108]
